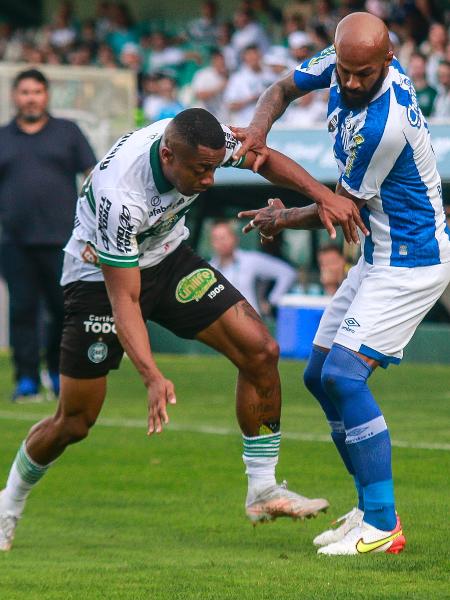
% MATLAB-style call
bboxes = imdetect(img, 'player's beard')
[337,69,386,109]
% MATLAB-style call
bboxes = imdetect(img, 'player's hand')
[147,375,177,435]
[317,193,369,244]
[238,198,286,244]
[230,125,269,172]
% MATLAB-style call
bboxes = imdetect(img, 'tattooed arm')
[230,73,305,172]
[238,191,366,244]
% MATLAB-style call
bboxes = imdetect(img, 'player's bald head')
[335,12,391,65]
[334,12,393,109]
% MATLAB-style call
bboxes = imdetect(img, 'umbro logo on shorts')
[345,317,360,327]
[341,317,360,333]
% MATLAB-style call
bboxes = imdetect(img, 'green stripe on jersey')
[98,251,139,268]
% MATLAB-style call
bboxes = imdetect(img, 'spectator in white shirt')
[209,221,296,316]
[231,8,271,58]
[263,45,295,85]
[187,0,220,47]
[279,90,328,126]
[191,49,229,122]
[432,60,450,119]
[288,30,315,63]
[224,44,272,126]
[145,31,200,76]
[142,74,185,123]
[216,22,238,72]
[421,22,447,89]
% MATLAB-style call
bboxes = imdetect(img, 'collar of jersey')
[150,137,174,194]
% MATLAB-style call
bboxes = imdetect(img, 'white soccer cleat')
[0,491,19,552]
[317,516,406,555]
[246,480,329,524]
[313,506,363,547]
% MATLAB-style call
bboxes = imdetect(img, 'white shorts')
[313,257,450,366]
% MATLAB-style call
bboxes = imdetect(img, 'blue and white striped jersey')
[294,46,450,267]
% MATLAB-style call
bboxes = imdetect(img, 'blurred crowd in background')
[1,0,450,126]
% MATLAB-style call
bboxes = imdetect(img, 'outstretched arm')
[238,190,366,243]
[239,148,368,243]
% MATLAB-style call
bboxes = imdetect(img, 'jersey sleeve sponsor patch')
[92,187,146,268]
[220,124,245,168]
[293,45,336,92]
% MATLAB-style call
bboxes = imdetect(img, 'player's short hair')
[171,108,225,150]
[13,68,49,89]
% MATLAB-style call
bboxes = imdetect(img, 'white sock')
[2,442,50,517]
[244,456,278,500]
[242,432,281,501]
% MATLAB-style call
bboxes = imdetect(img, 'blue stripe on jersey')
[327,85,340,117]
[380,141,440,267]
[360,205,375,264]
[293,62,335,91]
[391,58,406,75]
[341,90,390,193]
[391,81,410,107]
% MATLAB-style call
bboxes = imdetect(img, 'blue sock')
[304,347,363,510]
[321,344,396,531]
[353,475,364,512]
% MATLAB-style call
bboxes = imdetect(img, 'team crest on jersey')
[175,269,217,303]
[328,115,338,133]
[342,112,366,153]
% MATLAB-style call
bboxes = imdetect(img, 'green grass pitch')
[0,353,449,599]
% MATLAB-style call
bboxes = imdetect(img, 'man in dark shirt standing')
[0,69,96,401]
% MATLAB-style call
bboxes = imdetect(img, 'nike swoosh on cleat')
[356,529,403,553]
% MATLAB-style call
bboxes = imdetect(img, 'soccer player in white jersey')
[0,108,368,551]
[235,12,450,555]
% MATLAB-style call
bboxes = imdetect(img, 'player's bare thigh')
[195,299,279,367]
[56,375,107,424]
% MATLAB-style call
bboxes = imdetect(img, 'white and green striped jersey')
[61,118,243,285]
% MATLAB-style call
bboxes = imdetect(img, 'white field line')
[0,410,449,452]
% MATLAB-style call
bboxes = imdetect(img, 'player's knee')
[239,330,279,375]
[265,337,280,364]
[253,336,280,373]
[57,414,94,445]
[321,344,371,401]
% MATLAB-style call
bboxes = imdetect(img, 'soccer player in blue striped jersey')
[236,12,450,555]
